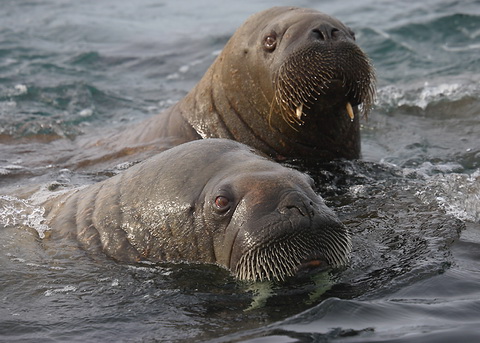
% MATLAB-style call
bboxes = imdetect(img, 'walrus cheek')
[210,200,254,270]
[211,223,241,270]
[230,54,275,103]
[204,208,247,269]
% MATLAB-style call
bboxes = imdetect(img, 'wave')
[360,12,480,83]
[376,79,480,111]
[415,167,480,223]
[0,82,136,139]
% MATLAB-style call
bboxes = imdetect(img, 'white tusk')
[346,102,354,121]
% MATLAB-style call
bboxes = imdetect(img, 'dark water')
[1,0,480,342]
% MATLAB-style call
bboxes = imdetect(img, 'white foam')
[416,169,480,223]
[0,164,31,176]
[442,43,480,52]
[377,81,479,110]
[0,195,51,238]
[166,72,180,80]
[44,285,77,297]
[14,84,28,95]
[178,65,189,73]
[78,108,93,117]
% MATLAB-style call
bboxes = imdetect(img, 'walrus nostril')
[283,204,307,216]
[312,25,341,41]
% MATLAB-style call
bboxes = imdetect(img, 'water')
[1,0,480,342]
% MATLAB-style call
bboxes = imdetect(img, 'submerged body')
[44,139,351,281]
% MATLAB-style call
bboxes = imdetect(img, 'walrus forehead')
[284,11,351,35]
[216,169,316,204]
[211,151,311,182]
[250,7,353,40]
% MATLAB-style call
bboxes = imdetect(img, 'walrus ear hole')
[306,175,316,188]
[263,33,277,51]
[214,195,231,212]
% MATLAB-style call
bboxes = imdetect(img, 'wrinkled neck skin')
[140,7,365,161]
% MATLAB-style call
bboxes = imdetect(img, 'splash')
[416,168,480,223]
[377,81,479,110]
[44,285,78,297]
[0,195,51,238]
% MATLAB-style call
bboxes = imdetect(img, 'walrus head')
[271,22,375,127]
[186,7,376,161]
[196,142,352,281]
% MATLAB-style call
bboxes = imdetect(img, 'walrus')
[44,139,351,281]
[90,6,375,165]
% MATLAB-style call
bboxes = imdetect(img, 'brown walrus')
[44,139,351,281]
[90,6,375,165]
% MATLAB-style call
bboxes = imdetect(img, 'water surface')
[1,0,480,342]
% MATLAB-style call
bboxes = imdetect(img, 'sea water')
[1,0,480,342]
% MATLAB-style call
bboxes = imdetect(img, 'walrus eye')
[214,195,230,212]
[348,29,356,41]
[264,33,277,51]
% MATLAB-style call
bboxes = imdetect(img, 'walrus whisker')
[273,41,375,126]
[323,233,352,267]
[273,74,302,130]
[267,94,278,129]
[234,225,351,282]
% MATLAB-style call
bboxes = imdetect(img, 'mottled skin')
[100,6,374,162]
[44,139,351,281]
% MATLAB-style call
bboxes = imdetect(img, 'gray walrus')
[94,6,375,164]
[44,139,351,281]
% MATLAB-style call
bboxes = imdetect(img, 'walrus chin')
[273,40,376,128]
[232,225,352,282]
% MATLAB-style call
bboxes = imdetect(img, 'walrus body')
[99,6,375,162]
[45,139,351,281]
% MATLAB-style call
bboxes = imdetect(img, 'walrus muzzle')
[230,190,351,282]
[274,38,376,127]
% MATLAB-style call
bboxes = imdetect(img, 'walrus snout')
[231,190,351,282]
[311,24,351,42]
[278,191,316,218]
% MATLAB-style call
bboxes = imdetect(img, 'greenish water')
[1,0,480,342]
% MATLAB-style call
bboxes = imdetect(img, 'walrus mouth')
[234,228,351,282]
[273,41,376,126]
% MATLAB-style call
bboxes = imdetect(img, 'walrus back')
[44,139,251,263]
[45,176,142,262]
